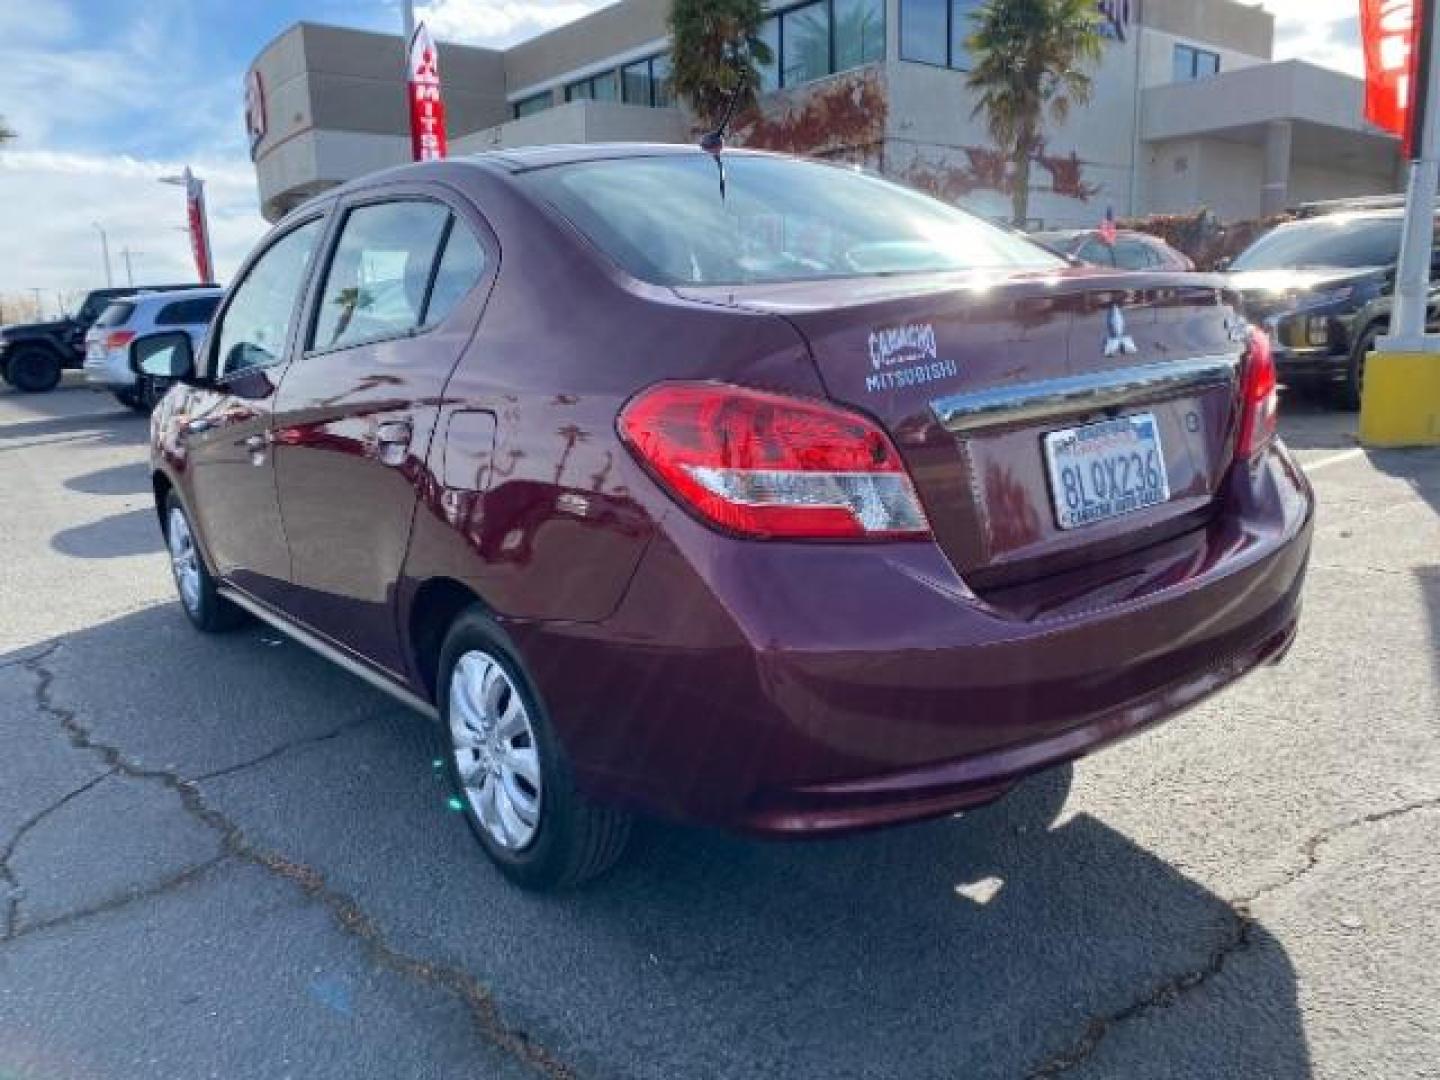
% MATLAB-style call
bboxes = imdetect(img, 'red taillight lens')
[105,330,137,351]
[618,382,931,540]
[1235,326,1278,461]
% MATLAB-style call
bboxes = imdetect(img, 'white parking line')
[1305,448,1365,473]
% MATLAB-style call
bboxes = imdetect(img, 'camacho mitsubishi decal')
[865,323,957,393]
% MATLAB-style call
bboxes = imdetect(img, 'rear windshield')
[522,154,1063,287]
[156,297,221,326]
[93,302,135,329]
[1231,215,1407,272]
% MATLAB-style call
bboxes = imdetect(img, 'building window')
[900,0,984,69]
[620,53,675,108]
[1173,44,1221,82]
[566,70,619,102]
[756,0,884,92]
[512,92,552,119]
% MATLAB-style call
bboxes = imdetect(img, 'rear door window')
[310,201,451,352]
[156,297,221,326]
[93,302,135,328]
[422,220,487,327]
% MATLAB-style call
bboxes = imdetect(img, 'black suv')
[1225,208,1438,409]
[0,284,214,393]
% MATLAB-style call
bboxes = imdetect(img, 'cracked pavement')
[0,381,1436,1079]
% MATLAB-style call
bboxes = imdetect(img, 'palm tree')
[966,0,1104,226]
[667,0,773,129]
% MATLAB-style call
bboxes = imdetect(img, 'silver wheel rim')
[167,507,203,615]
[449,651,542,851]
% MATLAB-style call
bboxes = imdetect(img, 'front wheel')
[164,493,245,632]
[439,609,631,890]
[1336,326,1381,411]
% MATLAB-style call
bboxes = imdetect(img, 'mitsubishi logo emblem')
[1104,304,1138,357]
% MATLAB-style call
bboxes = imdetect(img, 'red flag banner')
[407,23,448,162]
[184,172,213,284]
[1362,0,1421,155]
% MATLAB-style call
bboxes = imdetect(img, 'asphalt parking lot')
[0,377,1436,1079]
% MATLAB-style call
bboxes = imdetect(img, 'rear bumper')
[512,442,1314,835]
[83,347,136,389]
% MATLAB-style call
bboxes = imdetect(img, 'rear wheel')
[164,492,245,632]
[1336,326,1381,411]
[114,387,145,412]
[7,346,62,393]
[439,608,631,890]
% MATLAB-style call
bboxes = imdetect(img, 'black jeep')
[0,284,212,393]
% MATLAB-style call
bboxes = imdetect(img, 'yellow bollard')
[1359,351,1440,447]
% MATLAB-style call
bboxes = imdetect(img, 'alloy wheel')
[167,506,203,616]
[448,651,543,851]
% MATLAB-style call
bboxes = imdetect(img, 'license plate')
[1044,413,1170,531]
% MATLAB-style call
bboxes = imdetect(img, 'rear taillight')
[618,382,931,540]
[104,330,136,351]
[1235,326,1278,461]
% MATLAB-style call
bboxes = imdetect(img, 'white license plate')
[1043,413,1170,531]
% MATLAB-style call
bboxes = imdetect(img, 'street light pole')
[120,247,144,287]
[402,0,416,43]
[91,222,113,288]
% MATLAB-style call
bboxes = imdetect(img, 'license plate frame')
[1043,413,1170,531]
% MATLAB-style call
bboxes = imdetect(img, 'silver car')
[84,288,223,410]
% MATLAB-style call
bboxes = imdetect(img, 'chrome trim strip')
[931,355,1241,435]
[218,587,439,720]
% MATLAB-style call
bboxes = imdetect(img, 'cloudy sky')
[0,0,1366,306]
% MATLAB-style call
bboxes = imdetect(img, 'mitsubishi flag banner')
[407,22,448,161]
[1362,0,1421,155]
[183,169,214,284]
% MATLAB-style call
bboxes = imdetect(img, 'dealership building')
[247,0,1402,227]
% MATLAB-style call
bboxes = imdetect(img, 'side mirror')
[130,332,196,381]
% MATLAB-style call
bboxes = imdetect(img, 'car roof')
[102,288,224,310]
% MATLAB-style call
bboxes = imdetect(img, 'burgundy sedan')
[1035,228,1196,272]
[139,145,1312,889]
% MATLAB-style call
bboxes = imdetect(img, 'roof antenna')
[699,53,748,200]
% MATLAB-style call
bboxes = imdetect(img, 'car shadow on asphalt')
[63,462,152,497]
[50,508,164,559]
[0,605,1314,1079]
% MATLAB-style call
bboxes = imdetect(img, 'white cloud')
[417,0,613,48]
[1262,0,1364,77]
[0,151,267,296]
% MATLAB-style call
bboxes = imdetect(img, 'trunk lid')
[677,269,1248,593]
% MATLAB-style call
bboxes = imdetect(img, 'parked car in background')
[84,288,223,411]
[0,283,217,393]
[1223,207,1438,409]
[1032,229,1195,272]
[143,146,1312,890]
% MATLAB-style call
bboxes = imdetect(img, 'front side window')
[523,154,1063,287]
[311,201,451,352]
[214,218,324,377]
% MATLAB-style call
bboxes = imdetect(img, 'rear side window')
[156,297,221,326]
[311,201,451,352]
[93,302,135,329]
[423,220,487,327]
[1077,240,1116,267]
[215,218,325,377]
[1112,241,1155,270]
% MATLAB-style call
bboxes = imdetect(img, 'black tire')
[0,358,11,386]
[6,345,63,393]
[438,607,632,890]
[162,491,246,633]
[1336,326,1381,412]
[114,387,146,412]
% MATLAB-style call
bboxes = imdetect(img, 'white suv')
[84,288,223,410]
